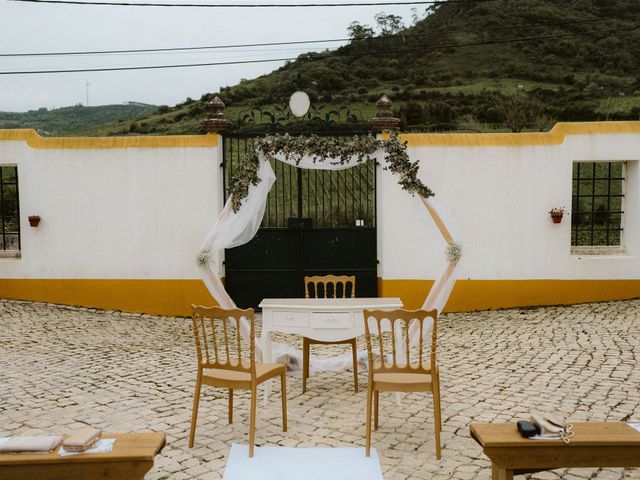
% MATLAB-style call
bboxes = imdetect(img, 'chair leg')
[228,388,233,424]
[188,374,202,448]
[351,338,359,393]
[374,390,379,431]
[433,374,442,459]
[302,338,310,394]
[435,373,443,433]
[281,372,288,432]
[365,384,373,457]
[249,385,257,457]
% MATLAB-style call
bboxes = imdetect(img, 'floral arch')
[197,133,461,369]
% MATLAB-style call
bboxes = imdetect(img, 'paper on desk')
[629,423,640,433]
[0,437,60,454]
[58,438,115,456]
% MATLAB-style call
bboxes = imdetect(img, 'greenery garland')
[229,131,434,213]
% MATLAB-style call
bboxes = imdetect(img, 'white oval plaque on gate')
[289,91,311,118]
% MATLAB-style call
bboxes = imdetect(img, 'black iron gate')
[223,133,377,309]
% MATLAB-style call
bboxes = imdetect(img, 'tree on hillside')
[494,91,541,133]
[374,12,404,35]
[410,7,429,25]
[347,21,374,40]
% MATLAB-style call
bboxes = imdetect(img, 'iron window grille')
[0,166,20,251]
[571,162,624,247]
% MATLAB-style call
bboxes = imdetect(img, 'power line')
[1,38,347,58]
[0,25,636,75]
[2,14,637,58]
[9,0,488,7]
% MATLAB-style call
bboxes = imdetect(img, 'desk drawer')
[273,311,309,328]
[311,312,352,329]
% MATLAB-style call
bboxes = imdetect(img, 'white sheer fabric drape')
[200,158,276,314]
[198,150,460,372]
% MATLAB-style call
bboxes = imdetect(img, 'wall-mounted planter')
[28,215,41,227]
[549,208,565,224]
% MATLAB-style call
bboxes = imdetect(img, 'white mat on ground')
[223,444,384,480]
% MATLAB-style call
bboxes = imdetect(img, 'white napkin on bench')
[0,436,63,453]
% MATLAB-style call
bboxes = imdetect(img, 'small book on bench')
[62,428,101,452]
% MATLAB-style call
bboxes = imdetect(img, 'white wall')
[378,132,640,281]
[0,139,222,279]
[1,126,639,285]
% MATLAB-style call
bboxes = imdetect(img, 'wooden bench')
[0,432,166,480]
[470,422,640,480]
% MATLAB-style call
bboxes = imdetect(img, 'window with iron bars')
[1,166,20,251]
[571,161,624,249]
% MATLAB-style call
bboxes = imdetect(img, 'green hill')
[68,0,640,135]
[0,103,157,136]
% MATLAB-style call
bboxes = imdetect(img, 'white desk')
[259,297,403,400]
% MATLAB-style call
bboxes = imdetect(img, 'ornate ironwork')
[234,101,366,133]
[223,131,378,309]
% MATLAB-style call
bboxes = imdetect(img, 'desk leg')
[491,464,513,480]
[262,329,272,405]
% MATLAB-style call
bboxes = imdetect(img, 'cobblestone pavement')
[1,299,639,480]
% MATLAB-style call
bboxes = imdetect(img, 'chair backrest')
[305,275,356,299]
[191,305,255,375]
[363,309,438,375]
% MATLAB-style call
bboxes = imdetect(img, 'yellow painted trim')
[400,121,640,147]
[0,129,219,149]
[379,278,640,312]
[3,121,638,150]
[1,278,639,316]
[0,279,218,316]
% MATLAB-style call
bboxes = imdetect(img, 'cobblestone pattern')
[1,299,639,480]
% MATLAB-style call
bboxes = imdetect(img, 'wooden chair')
[363,309,442,459]
[302,275,358,393]
[189,306,287,457]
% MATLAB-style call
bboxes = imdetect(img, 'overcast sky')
[0,0,418,112]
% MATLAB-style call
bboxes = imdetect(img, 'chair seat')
[303,337,356,346]
[203,363,285,389]
[372,371,433,392]
[302,335,359,393]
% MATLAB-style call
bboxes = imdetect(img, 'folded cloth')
[0,436,64,453]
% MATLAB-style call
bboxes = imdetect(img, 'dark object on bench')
[516,420,539,438]
[470,422,640,480]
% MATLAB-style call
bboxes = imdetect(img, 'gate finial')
[368,95,400,132]
[201,96,235,134]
